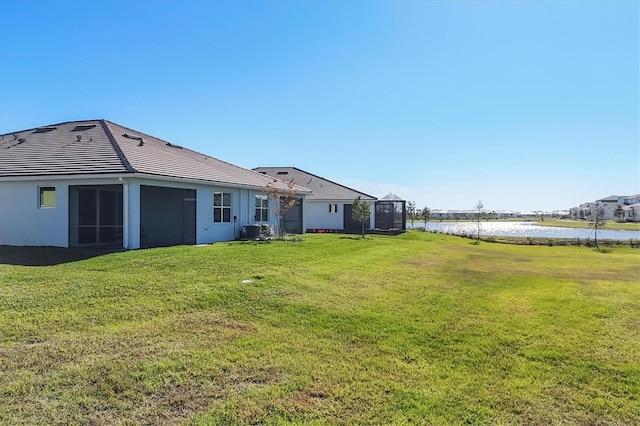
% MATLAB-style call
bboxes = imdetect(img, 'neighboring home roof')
[596,194,640,204]
[597,195,619,202]
[253,167,377,201]
[0,119,310,193]
[380,193,405,201]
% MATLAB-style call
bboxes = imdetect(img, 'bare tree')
[472,200,485,242]
[420,207,431,230]
[407,201,416,228]
[589,202,606,251]
[351,196,371,238]
[261,178,298,238]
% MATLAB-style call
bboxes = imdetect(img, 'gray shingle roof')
[380,193,405,201]
[0,120,310,193]
[253,167,376,201]
[0,121,128,176]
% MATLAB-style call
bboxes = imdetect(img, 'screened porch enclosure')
[375,199,406,231]
[281,197,303,234]
[69,185,123,247]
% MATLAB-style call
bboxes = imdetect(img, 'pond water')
[407,221,640,241]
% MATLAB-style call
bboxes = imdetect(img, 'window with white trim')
[39,186,56,208]
[214,192,231,222]
[255,195,269,221]
[329,204,338,213]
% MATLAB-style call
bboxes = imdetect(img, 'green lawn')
[425,217,640,231]
[1,233,639,425]
[529,218,640,231]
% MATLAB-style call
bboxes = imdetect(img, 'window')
[255,195,269,221]
[39,186,56,208]
[214,192,231,222]
[329,204,338,213]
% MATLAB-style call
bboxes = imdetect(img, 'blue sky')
[1,0,638,212]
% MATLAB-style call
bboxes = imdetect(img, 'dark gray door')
[183,197,196,244]
[343,204,370,233]
[140,186,197,247]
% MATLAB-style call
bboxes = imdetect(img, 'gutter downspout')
[119,177,129,249]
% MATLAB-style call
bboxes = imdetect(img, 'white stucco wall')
[127,177,281,248]
[305,201,345,230]
[304,201,375,230]
[0,177,122,247]
[1,176,302,249]
[0,181,68,247]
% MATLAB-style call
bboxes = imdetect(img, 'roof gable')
[253,167,377,201]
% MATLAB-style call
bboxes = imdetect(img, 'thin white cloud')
[338,179,421,201]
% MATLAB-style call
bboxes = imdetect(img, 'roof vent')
[166,142,183,149]
[33,126,57,133]
[123,133,144,146]
[72,124,96,131]
[277,171,289,175]
[76,135,82,141]
[4,136,27,149]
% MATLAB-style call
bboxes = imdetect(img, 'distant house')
[0,120,310,249]
[493,210,518,219]
[570,194,640,222]
[253,167,378,233]
[430,209,470,220]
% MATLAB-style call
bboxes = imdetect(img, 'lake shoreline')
[408,218,640,231]
[418,229,640,248]
[407,221,640,243]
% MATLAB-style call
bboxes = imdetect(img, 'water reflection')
[408,221,640,240]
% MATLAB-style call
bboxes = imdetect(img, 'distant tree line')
[407,199,488,242]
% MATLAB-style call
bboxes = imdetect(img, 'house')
[0,120,310,249]
[253,167,378,233]
[493,210,518,219]
[569,194,640,222]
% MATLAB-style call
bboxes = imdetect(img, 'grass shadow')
[0,246,124,266]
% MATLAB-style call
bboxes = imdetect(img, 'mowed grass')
[529,218,640,231]
[0,233,638,425]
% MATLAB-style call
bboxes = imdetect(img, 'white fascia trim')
[0,172,311,194]
[307,198,378,202]
[0,173,131,182]
[132,173,312,193]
